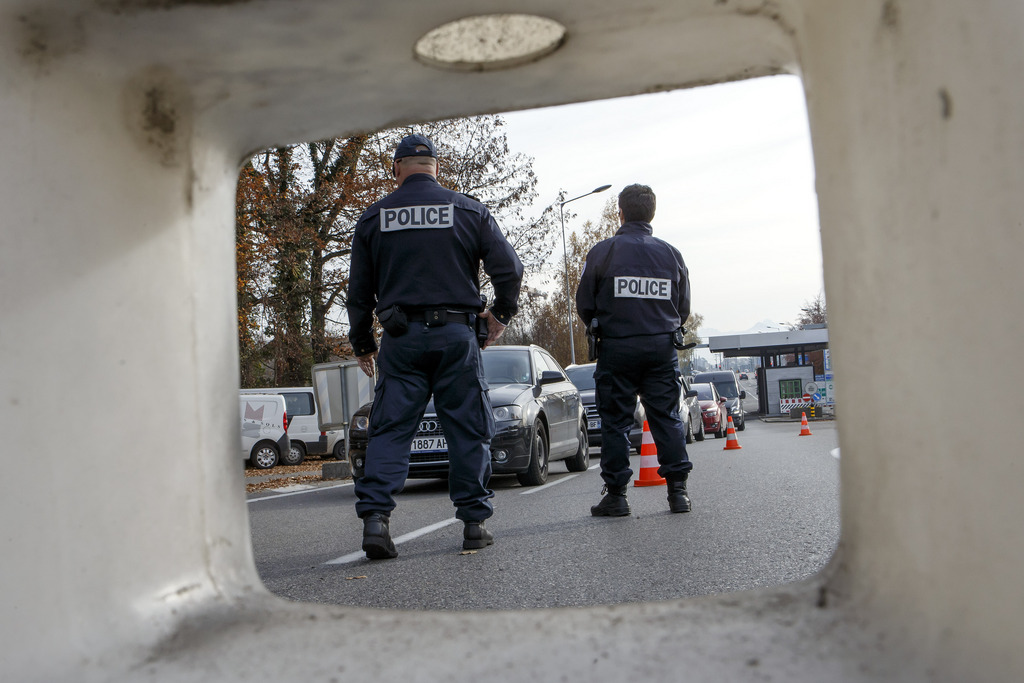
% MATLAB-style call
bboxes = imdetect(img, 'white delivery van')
[240,387,340,465]
[240,394,290,470]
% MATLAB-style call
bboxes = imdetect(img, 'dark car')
[692,370,747,431]
[693,382,728,438]
[346,345,588,487]
[564,362,645,452]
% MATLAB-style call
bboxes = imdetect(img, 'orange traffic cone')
[723,415,742,450]
[633,420,666,487]
[799,411,813,436]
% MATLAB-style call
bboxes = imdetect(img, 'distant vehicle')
[241,387,340,465]
[693,370,747,431]
[347,345,587,487]
[239,394,290,469]
[325,430,345,460]
[680,376,704,444]
[564,362,645,452]
[692,382,728,439]
[739,372,748,380]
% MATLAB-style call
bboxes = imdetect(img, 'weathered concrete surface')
[321,461,351,480]
[1,1,1022,681]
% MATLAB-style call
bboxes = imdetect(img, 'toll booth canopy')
[708,327,831,417]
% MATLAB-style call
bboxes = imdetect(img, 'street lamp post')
[559,184,612,365]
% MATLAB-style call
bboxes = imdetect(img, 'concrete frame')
[2,1,1022,681]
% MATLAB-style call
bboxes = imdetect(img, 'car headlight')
[731,406,741,414]
[492,405,523,422]
[351,415,369,432]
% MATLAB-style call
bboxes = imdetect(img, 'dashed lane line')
[253,464,598,564]
[520,463,600,495]
[324,518,460,565]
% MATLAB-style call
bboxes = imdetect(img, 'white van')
[240,394,290,469]
[240,387,340,465]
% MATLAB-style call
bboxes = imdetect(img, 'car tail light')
[283,410,288,431]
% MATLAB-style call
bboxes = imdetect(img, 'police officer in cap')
[347,133,524,559]
[575,183,693,516]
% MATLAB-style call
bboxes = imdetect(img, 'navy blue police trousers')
[354,321,495,522]
[594,334,692,489]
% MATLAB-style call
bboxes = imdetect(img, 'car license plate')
[411,436,447,452]
[588,419,600,431]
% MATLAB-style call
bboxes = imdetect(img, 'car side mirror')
[740,390,746,399]
[538,370,563,385]
[685,389,698,398]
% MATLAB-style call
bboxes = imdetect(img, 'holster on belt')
[474,314,488,348]
[672,326,696,351]
[378,304,408,336]
[586,319,599,361]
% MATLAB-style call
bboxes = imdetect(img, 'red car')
[692,382,728,438]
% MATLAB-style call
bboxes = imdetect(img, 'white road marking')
[247,481,353,504]
[325,518,460,565]
[521,462,600,495]
[520,473,579,495]
[260,460,598,564]
[831,448,840,459]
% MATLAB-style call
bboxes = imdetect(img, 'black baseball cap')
[393,134,437,160]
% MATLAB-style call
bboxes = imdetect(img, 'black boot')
[591,485,631,517]
[362,512,398,559]
[667,476,691,513]
[463,521,494,550]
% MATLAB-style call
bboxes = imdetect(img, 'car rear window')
[714,382,739,398]
[281,392,315,416]
[693,383,715,401]
[695,374,738,399]
[565,366,596,390]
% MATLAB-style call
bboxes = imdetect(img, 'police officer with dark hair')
[575,183,693,516]
[346,134,523,559]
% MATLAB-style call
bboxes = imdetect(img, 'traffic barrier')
[799,411,813,436]
[633,420,666,487]
[723,415,742,450]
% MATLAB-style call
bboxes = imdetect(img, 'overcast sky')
[499,74,823,336]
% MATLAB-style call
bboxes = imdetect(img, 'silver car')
[679,376,704,443]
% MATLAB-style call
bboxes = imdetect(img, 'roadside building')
[708,325,831,417]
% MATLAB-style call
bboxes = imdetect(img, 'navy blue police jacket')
[347,173,524,357]
[575,221,690,338]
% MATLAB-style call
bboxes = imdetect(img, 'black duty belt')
[406,309,473,327]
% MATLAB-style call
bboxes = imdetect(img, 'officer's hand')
[480,309,506,349]
[357,351,377,378]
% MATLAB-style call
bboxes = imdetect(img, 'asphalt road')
[248,414,839,611]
